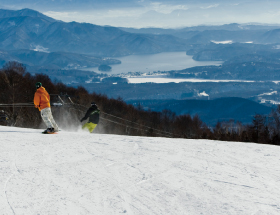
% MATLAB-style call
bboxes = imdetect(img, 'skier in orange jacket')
[34,82,59,134]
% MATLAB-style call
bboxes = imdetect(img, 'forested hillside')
[1,62,280,145]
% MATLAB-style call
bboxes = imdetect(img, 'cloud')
[0,4,20,10]
[200,4,219,9]
[43,1,190,25]
[44,11,78,20]
[44,9,142,24]
[149,2,188,14]
[106,9,143,18]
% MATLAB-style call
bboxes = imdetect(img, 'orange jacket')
[34,87,51,111]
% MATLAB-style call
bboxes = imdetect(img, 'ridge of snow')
[0,126,279,214]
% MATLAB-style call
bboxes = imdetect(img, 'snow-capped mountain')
[0,125,279,214]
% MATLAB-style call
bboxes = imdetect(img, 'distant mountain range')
[186,43,275,61]
[2,8,280,71]
[127,97,273,125]
[121,23,280,44]
[2,8,280,60]
[121,23,280,34]
[0,8,188,57]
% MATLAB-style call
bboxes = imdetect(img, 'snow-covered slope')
[0,126,279,215]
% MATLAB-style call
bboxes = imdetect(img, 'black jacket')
[81,105,100,124]
[0,111,8,122]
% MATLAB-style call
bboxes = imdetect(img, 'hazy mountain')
[257,29,280,44]
[0,16,52,50]
[123,23,280,44]
[171,62,280,81]
[1,8,280,57]
[187,43,274,61]
[185,30,263,44]
[0,49,120,69]
[169,43,280,81]
[121,23,280,35]
[121,24,280,42]
[0,9,188,56]
[127,97,273,125]
[0,8,56,22]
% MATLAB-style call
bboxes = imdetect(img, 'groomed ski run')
[0,125,279,214]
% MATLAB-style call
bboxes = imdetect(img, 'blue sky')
[1,0,280,28]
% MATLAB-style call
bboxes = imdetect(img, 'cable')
[63,101,174,137]
[0,105,34,107]
[100,116,173,138]
[102,112,174,136]
[70,102,174,137]
[0,103,34,106]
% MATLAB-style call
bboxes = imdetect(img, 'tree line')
[1,62,280,145]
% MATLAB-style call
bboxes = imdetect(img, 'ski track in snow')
[0,126,280,215]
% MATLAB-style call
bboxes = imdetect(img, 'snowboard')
[42,131,58,134]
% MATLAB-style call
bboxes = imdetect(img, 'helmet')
[91,102,96,106]
[35,82,42,89]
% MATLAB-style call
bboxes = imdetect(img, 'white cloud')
[149,2,188,14]
[1,4,19,9]
[106,9,143,18]
[44,2,189,26]
[200,4,219,9]
[44,9,143,25]
[44,11,78,20]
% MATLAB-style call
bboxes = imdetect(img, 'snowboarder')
[81,102,100,133]
[34,82,59,134]
[0,110,8,122]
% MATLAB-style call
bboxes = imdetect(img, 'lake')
[83,52,222,75]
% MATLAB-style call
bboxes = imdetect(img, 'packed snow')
[0,125,280,215]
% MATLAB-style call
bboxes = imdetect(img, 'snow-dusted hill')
[0,126,279,215]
